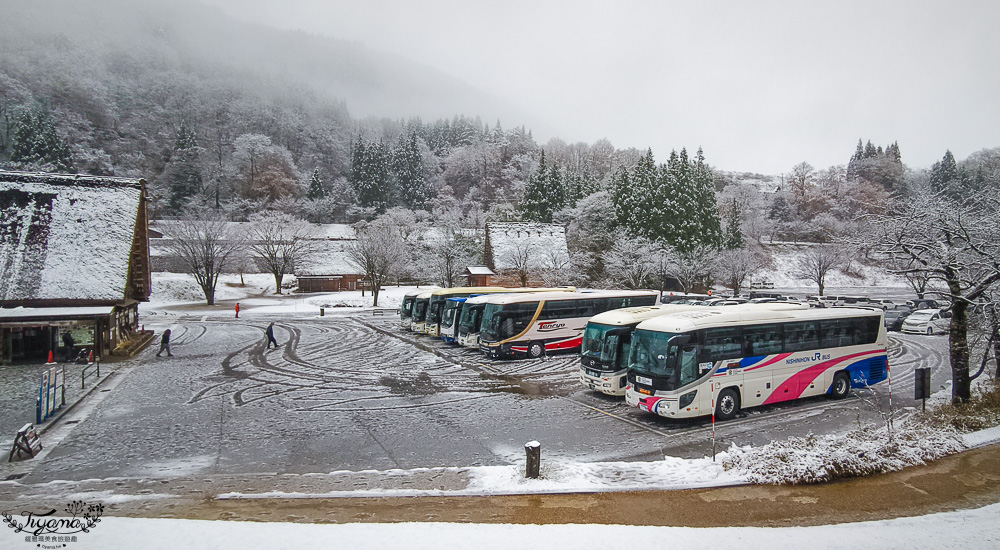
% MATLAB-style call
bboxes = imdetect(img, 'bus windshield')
[441,302,460,329]
[581,323,627,368]
[628,329,702,391]
[458,303,484,337]
[428,299,445,324]
[412,299,429,322]
[480,302,539,342]
[401,296,415,319]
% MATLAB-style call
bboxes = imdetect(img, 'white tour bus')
[400,287,440,329]
[479,290,660,359]
[580,304,701,396]
[624,306,887,420]
[456,294,495,349]
[581,302,810,396]
[423,286,575,337]
[408,290,436,333]
[443,287,576,345]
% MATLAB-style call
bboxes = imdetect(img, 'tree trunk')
[949,280,971,404]
[372,286,380,307]
[274,273,283,294]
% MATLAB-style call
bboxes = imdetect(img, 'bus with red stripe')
[479,290,660,359]
[580,302,808,397]
[624,306,887,420]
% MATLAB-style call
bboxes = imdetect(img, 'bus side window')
[820,319,852,348]
[704,327,742,361]
[783,321,819,352]
[743,323,783,356]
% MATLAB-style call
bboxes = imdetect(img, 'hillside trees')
[857,187,1000,404]
[347,217,407,307]
[161,121,204,211]
[846,139,903,192]
[8,108,72,170]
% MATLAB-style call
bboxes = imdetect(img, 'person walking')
[62,331,75,362]
[265,322,279,349]
[156,329,173,357]
[235,302,240,319]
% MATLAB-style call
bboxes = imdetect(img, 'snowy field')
[146,273,419,314]
[3,503,998,550]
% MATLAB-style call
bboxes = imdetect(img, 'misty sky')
[201,0,1000,175]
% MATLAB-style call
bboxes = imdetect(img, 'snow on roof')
[294,240,360,276]
[466,266,495,275]
[0,171,143,302]
[0,305,115,319]
[487,222,569,270]
[151,221,356,241]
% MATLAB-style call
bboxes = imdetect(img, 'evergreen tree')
[610,164,634,230]
[163,121,203,211]
[392,131,428,209]
[349,137,392,213]
[520,150,554,222]
[723,198,744,249]
[929,150,960,198]
[9,109,72,169]
[306,168,325,200]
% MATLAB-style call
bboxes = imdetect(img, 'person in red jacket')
[235,302,240,318]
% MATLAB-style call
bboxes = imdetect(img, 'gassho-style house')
[0,171,151,364]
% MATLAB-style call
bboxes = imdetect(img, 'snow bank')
[9,503,1000,550]
[725,419,965,484]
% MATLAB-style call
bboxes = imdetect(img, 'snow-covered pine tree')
[521,150,555,222]
[306,168,325,200]
[392,131,428,210]
[350,137,392,213]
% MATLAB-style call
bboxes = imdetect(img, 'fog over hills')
[0,0,547,133]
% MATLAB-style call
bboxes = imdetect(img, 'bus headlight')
[679,390,697,408]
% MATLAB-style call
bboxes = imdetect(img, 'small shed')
[294,239,363,292]
[0,171,150,363]
[465,266,494,287]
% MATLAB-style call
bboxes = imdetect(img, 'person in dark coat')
[62,331,75,362]
[156,329,173,357]
[265,322,279,349]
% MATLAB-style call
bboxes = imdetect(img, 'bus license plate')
[639,403,649,411]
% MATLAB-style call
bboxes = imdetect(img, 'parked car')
[884,308,911,331]
[901,308,952,335]
[661,292,710,303]
[907,299,942,310]
[871,299,896,310]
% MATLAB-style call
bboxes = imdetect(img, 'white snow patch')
[5,503,1000,550]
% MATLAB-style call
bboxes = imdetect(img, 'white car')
[901,308,952,335]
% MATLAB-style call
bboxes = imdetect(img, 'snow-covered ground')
[5,503,998,550]
[145,273,421,314]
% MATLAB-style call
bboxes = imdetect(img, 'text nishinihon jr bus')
[479,290,660,359]
[624,306,887,420]
[400,287,440,329]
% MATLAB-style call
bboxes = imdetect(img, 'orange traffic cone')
[88,350,94,364]
[46,350,55,364]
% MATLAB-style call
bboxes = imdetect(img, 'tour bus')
[423,286,576,337]
[581,302,810,396]
[479,290,660,359]
[451,287,578,347]
[400,287,440,329]
[408,290,436,332]
[439,296,470,344]
[624,306,887,420]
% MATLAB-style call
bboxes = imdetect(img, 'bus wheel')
[830,371,851,399]
[528,342,544,359]
[715,388,740,420]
